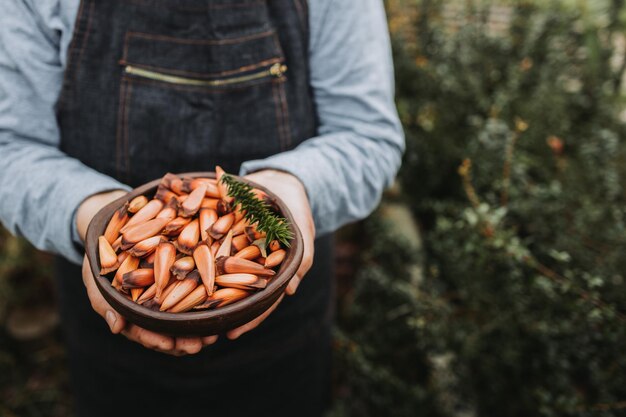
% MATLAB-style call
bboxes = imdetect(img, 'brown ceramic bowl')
[85,172,303,337]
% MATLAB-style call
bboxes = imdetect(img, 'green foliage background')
[332,1,626,416]
[0,229,70,416]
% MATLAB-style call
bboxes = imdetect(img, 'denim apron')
[54,1,333,416]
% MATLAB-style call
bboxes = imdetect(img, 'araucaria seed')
[215,273,267,290]
[104,204,129,244]
[180,184,206,217]
[232,234,251,252]
[128,195,149,214]
[113,255,140,287]
[265,249,286,268]
[216,230,233,259]
[156,198,179,220]
[122,268,155,289]
[121,218,169,250]
[176,219,200,255]
[121,199,164,232]
[269,240,281,252]
[168,285,208,313]
[163,216,191,237]
[155,185,178,203]
[127,235,163,257]
[199,208,218,242]
[209,213,235,240]
[154,242,176,300]
[210,288,250,307]
[160,275,200,311]
[170,256,195,279]
[216,256,276,277]
[233,245,261,261]
[99,236,119,275]
[215,166,234,203]
[193,244,216,296]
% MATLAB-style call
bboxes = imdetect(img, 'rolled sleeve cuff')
[57,172,130,264]
[239,148,334,236]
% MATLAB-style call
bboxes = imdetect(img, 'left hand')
[226,169,315,340]
[78,190,218,356]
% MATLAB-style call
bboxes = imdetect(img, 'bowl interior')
[85,172,303,335]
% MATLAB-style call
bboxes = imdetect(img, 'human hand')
[77,191,218,355]
[226,169,315,340]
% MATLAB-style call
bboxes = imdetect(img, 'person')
[0,0,404,416]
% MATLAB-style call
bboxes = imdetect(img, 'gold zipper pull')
[269,63,288,78]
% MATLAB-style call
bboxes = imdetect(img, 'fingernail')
[105,310,117,331]
[202,335,218,345]
[228,330,242,340]
[286,275,301,295]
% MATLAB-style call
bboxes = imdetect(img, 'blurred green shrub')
[333,1,626,416]
[0,228,54,315]
[0,227,70,416]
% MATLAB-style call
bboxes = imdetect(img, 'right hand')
[77,190,218,356]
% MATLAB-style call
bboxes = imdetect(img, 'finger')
[297,243,314,275]
[294,219,315,280]
[285,274,301,296]
[121,324,175,352]
[82,256,126,334]
[226,294,285,340]
[287,209,312,297]
[201,335,219,346]
[175,337,203,355]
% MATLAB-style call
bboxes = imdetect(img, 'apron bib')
[54,1,333,416]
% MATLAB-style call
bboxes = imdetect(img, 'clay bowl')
[85,172,303,337]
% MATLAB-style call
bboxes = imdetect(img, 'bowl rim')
[85,171,303,324]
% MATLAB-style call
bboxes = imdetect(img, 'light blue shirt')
[0,0,404,264]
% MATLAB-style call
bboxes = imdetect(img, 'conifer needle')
[220,175,294,247]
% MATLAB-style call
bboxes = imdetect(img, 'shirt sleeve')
[240,0,405,236]
[0,0,130,265]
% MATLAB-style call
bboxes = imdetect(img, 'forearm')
[0,136,130,263]
[0,0,131,263]
[240,130,402,235]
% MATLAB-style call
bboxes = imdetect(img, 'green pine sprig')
[220,174,294,247]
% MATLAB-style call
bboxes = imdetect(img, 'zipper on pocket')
[123,63,288,87]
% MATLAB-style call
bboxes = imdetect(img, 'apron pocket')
[115,29,290,184]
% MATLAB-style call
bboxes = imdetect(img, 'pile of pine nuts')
[97,168,287,313]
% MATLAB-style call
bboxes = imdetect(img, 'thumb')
[104,309,126,334]
[82,255,126,334]
[285,274,302,296]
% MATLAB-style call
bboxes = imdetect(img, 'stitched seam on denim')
[122,31,132,71]
[125,29,275,46]
[293,0,307,33]
[277,80,292,148]
[57,0,87,108]
[271,32,286,59]
[124,80,133,183]
[271,81,286,151]
[177,0,266,11]
[73,0,96,85]
[126,0,266,10]
[120,58,283,79]
[115,79,128,178]
[127,75,274,93]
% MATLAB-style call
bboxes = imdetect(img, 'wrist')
[248,169,306,193]
[75,190,128,243]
